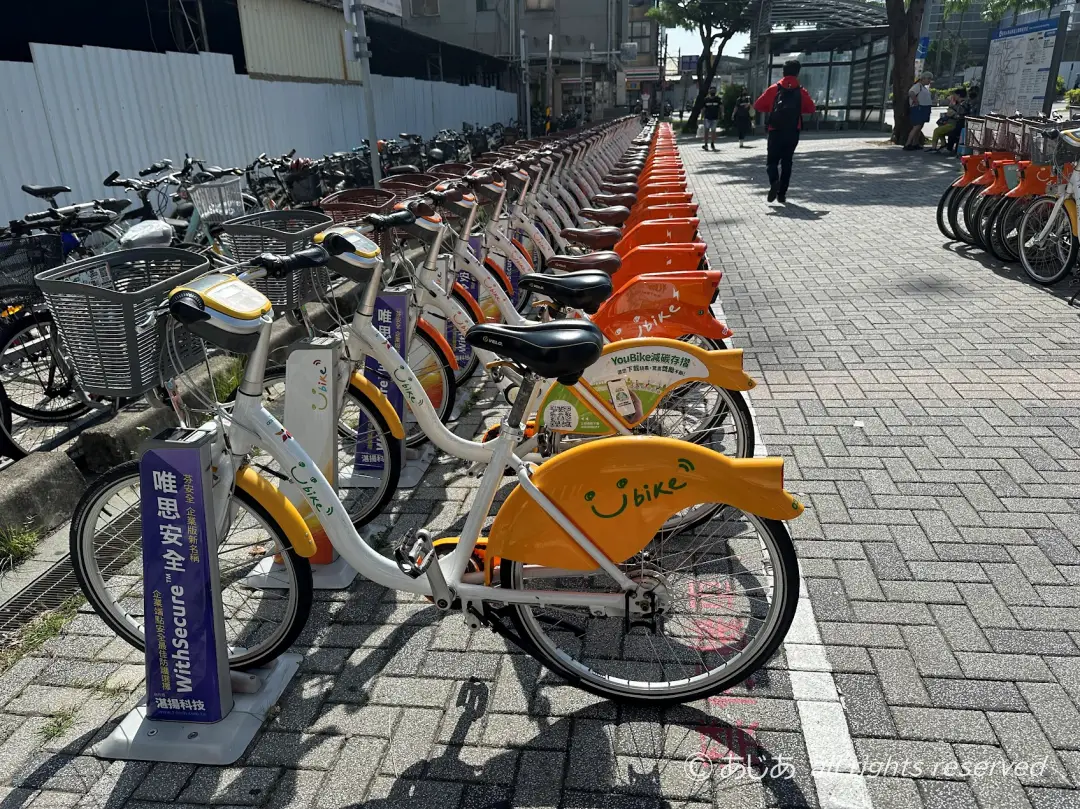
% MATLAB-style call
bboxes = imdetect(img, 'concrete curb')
[0,285,362,536]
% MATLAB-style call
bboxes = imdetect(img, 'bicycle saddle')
[560,227,621,251]
[579,206,630,227]
[22,184,70,199]
[546,250,621,275]
[387,164,421,176]
[465,321,604,385]
[592,193,637,208]
[518,271,612,314]
[599,181,639,195]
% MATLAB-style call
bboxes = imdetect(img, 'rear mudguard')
[452,281,487,324]
[486,437,803,575]
[417,316,460,371]
[536,338,755,436]
[592,270,732,342]
[612,243,708,290]
[615,218,700,256]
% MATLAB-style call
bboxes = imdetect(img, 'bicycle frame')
[225,319,637,613]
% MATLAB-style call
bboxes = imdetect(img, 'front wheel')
[937,185,959,240]
[949,185,977,245]
[405,327,457,448]
[500,508,800,706]
[993,196,1031,263]
[70,461,314,670]
[1018,195,1079,285]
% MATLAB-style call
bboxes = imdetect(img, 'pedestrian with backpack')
[753,60,817,203]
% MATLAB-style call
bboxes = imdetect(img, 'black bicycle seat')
[465,321,604,384]
[546,250,622,275]
[518,271,612,314]
[22,184,71,199]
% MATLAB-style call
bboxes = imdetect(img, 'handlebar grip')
[250,247,330,277]
[24,210,55,222]
[104,171,121,186]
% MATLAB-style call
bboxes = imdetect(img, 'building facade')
[399,0,660,118]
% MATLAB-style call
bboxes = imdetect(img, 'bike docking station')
[95,425,300,765]
[245,287,420,591]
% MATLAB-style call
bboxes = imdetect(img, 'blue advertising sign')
[916,36,930,59]
[355,290,407,471]
[141,438,227,723]
[679,55,699,74]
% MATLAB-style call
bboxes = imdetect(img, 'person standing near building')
[702,87,722,151]
[734,89,754,147]
[753,60,816,203]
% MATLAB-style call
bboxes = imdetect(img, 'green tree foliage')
[647,0,753,133]
[944,0,1052,23]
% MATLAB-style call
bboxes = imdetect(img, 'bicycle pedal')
[395,531,435,579]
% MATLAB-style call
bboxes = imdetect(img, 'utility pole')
[546,32,555,128]
[522,29,532,138]
[345,2,383,186]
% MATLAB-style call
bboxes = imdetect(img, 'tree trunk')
[683,40,715,132]
[683,33,733,133]
[887,0,928,143]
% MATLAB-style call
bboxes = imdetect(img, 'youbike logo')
[684,753,797,783]
[310,358,329,411]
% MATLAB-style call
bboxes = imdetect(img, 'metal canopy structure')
[748,0,887,36]
[745,0,892,130]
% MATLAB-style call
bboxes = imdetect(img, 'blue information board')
[355,290,407,471]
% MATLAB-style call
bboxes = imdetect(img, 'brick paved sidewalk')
[0,132,1076,809]
[687,132,1080,809]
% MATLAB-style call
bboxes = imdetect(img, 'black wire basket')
[0,234,64,307]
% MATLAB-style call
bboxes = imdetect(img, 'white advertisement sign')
[982,17,1059,116]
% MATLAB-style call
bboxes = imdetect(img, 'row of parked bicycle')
[41,117,802,706]
[0,119,519,459]
[937,113,1080,292]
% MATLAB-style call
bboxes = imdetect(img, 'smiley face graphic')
[585,477,629,519]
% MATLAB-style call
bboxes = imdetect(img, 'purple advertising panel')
[141,441,225,722]
[355,290,407,471]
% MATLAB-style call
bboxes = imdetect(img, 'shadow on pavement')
[690,141,956,210]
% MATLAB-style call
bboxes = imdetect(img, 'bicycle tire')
[499,510,800,706]
[70,460,313,670]
[963,188,989,250]
[948,185,977,245]
[994,196,1030,263]
[978,197,1008,262]
[1019,195,1079,285]
[257,367,403,529]
[937,185,959,240]
[0,311,90,423]
[405,326,457,449]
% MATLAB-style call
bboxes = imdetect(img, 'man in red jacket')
[754,60,817,203]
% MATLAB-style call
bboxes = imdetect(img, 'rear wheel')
[500,508,799,706]
[937,185,959,240]
[1019,195,1078,285]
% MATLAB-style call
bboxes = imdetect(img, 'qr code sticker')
[544,400,579,432]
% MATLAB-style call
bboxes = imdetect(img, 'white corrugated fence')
[0,44,517,221]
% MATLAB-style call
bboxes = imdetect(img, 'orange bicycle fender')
[482,257,516,294]
[1066,198,1079,236]
[418,316,460,371]
[348,372,406,439]
[509,238,535,270]
[234,466,318,558]
[486,437,803,578]
[452,281,487,324]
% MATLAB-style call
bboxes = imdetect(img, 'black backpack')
[769,83,803,131]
